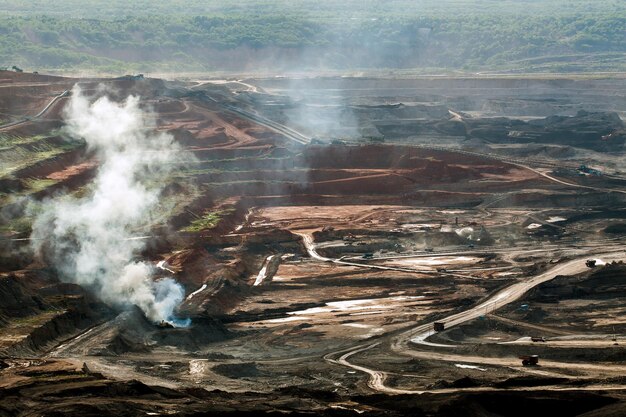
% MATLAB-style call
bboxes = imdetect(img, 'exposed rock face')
[0,274,47,318]
[465,110,625,151]
[0,359,623,417]
[0,272,113,356]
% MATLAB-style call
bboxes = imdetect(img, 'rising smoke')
[282,78,361,141]
[31,85,190,326]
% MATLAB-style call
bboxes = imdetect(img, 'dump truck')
[586,259,597,268]
[519,355,539,366]
[531,337,546,343]
[343,233,357,242]
[578,165,602,176]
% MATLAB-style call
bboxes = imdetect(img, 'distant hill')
[0,0,625,74]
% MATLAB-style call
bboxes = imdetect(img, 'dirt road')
[0,89,69,131]
[322,248,626,394]
[296,232,478,279]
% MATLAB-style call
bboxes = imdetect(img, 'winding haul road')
[0,89,69,131]
[331,249,626,394]
[297,230,626,394]
[296,232,480,280]
[200,93,310,145]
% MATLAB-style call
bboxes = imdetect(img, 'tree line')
[0,8,624,73]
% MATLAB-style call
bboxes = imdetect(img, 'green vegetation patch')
[181,208,235,232]
[23,177,58,192]
[0,138,82,179]
[0,216,33,235]
[0,133,50,148]
[0,310,64,347]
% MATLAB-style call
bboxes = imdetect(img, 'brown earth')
[1,71,626,416]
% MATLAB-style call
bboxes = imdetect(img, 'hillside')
[0,0,625,73]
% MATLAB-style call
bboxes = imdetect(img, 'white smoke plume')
[31,85,190,326]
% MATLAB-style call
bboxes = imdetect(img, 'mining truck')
[586,259,597,268]
[519,355,539,366]
[578,165,602,176]
[433,322,445,332]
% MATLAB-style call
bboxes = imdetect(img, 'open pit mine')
[2,71,626,416]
